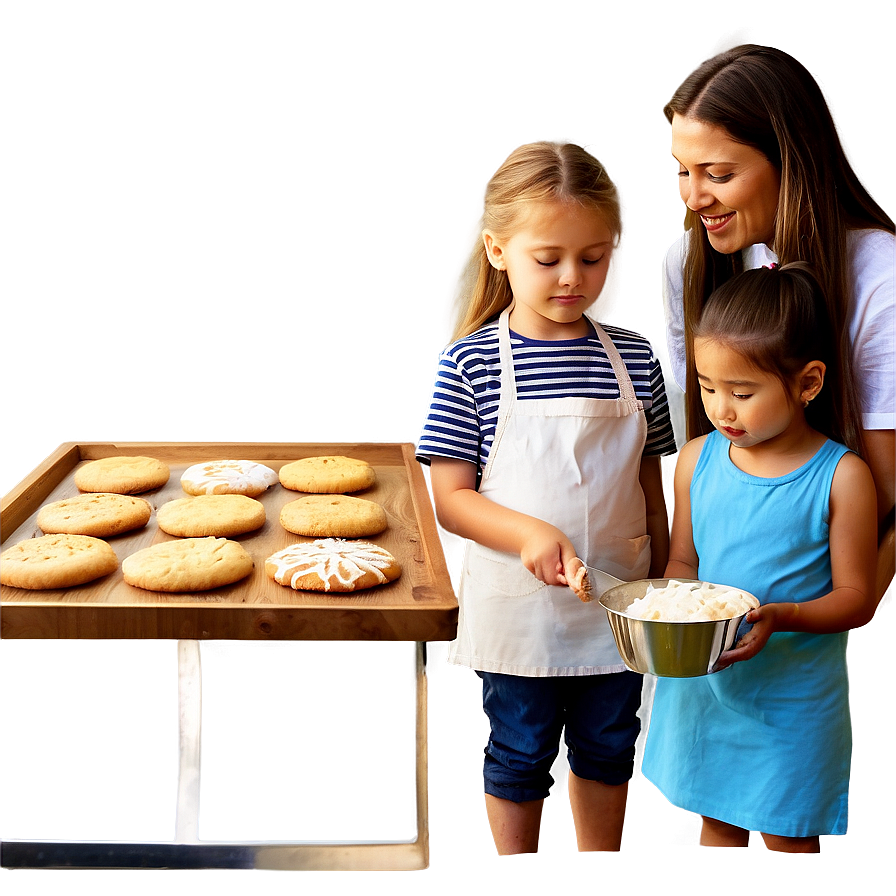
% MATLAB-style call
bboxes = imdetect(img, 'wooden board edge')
[401,443,454,603]
[1,443,82,541]
[0,604,459,641]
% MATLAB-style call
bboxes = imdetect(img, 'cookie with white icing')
[158,494,266,537]
[74,456,170,494]
[37,493,152,538]
[181,460,279,497]
[278,456,376,494]
[279,495,387,538]
[1,533,119,589]
[122,536,254,592]
[265,538,401,592]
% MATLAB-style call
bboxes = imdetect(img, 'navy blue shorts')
[477,670,643,803]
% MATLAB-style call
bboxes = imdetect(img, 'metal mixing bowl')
[598,577,756,678]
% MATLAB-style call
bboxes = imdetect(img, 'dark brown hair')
[696,262,863,453]
[666,44,893,442]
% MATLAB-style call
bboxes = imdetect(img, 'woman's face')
[671,114,781,254]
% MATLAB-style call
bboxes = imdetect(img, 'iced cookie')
[279,494,387,538]
[180,460,279,497]
[74,456,170,494]
[265,538,401,592]
[278,456,376,494]
[37,492,152,538]
[122,537,254,592]
[0,533,118,590]
[157,494,266,537]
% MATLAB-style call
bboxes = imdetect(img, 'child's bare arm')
[429,457,578,586]
[663,437,704,580]
[639,455,670,577]
[717,452,879,668]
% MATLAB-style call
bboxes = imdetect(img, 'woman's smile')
[701,212,736,232]
[672,114,781,253]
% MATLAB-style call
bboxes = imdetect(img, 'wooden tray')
[0,442,458,642]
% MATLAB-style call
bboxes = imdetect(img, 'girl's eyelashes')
[699,384,752,400]
[535,255,605,267]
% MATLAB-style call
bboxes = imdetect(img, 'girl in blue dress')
[642,262,880,852]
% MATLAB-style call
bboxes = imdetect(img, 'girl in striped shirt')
[418,142,675,854]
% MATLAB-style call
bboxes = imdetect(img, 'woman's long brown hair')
[666,44,894,457]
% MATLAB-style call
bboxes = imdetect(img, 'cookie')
[74,456,170,494]
[0,533,118,590]
[122,537,254,592]
[37,493,152,538]
[278,456,376,494]
[157,494,266,537]
[279,494,387,538]
[180,460,279,497]
[266,538,401,592]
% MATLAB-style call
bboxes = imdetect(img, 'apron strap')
[497,306,641,404]
[589,319,639,403]
[488,306,643,480]
[490,306,518,472]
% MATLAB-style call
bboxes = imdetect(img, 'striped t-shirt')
[417,318,678,470]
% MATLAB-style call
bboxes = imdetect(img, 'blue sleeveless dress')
[642,431,852,837]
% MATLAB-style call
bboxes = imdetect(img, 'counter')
[0,443,457,870]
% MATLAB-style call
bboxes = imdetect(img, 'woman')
[662,44,894,595]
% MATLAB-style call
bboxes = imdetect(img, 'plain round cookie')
[37,493,152,538]
[158,494,266,537]
[265,538,401,592]
[74,456,170,494]
[0,533,118,590]
[280,494,387,538]
[122,537,254,592]
[279,456,376,494]
[180,460,279,497]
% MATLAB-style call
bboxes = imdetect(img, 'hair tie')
[764,262,778,270]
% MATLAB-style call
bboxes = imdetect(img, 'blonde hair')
[452,142,621,341]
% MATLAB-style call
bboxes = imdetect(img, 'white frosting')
[624,580,759,622]
[181,460,279,495]
[267,538,398,591]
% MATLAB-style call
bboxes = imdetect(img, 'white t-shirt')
[663,228,895,430]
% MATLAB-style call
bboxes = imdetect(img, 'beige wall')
[0,0,893,490]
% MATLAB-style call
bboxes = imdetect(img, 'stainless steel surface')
[583,565,624,598]
[598,578,754,678]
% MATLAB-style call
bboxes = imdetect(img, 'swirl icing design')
[181,460,279,495]
[267,538,400,591]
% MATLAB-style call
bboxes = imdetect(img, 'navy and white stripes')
[417,319,677,470]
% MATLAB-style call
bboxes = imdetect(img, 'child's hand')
[712,604,782,670]
[519,520,578,587]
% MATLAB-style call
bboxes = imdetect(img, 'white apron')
[448,306,651,676]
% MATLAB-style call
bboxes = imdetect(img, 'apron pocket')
[464,544,547,597]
